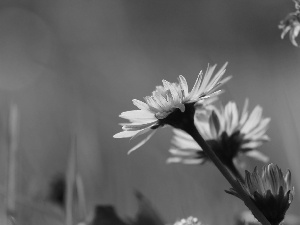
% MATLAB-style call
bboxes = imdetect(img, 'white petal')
[163,80,180,104]
[281,26,291,39]
[205,63,228,93]
[182,158,205,164]
[245,130,269,141]
[169,148,198,156]
[132,99,150,111]
[166,90,174,106]
[241,141,263,149]
[187,71,203,101]
[122,121,158,131]
[260,134,270,141]
[197,64,216,95]
[240,99,249,125]
[153,92,169,111]
[120,110,156,121]
[245,118,270,138]
[241,106,263,133]
[145,96,163,111]
[172,137,200,150]
[178,75,189,97]
[245,150,269,162]
[291,25,300,47]
[127,130,156,154]
[130,126,153,140]
[206,75,232,96]
[226,102,239,134]
[173,129,193,140]
[166,157,183,164]
[113,130,140,138]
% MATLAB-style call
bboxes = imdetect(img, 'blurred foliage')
[82,191,164,225]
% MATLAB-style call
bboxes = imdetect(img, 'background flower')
[171,217,202,225]
[168,100,270,167]
[279,11,300,46]
[227,164,294,225]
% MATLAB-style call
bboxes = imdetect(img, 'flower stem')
[184,122,271,225]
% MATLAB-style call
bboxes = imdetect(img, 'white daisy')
[279,11,300,47]
[172,217,202,225]
[168,100,270,166]
[114,63,231,154]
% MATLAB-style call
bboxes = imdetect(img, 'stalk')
[65,136,77,225]
[76,174,87,220]
[6,104,19,225]
[162,104,270,225]
[184,123,270,225]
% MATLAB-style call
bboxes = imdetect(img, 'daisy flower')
[279,11,300,47]
[172,217,202,225]
[114,63,231,153]
[227,164,294,225]
[167,100,270,167]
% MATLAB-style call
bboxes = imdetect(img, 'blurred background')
[0,0,299,224]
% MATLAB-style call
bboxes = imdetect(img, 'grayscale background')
[0,0,298,224]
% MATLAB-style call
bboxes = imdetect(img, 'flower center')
[157,102,196,129]
[205,131,244,165]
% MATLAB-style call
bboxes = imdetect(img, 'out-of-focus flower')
[227,164,294,225]
[114,63,231,153]
[171,217,202,225]
[168,100,270,166]
[279,11,300,47]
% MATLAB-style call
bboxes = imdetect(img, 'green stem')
[184,122,270,225]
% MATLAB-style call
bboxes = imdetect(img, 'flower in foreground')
[167,100,270,166]
[279,11,300,47]
[114,63,231,153]
[227,164,294,225]
[172,216,202,225]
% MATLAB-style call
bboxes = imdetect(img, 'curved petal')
[127,130,156,154]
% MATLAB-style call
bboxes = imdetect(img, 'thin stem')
[184,122,271,225]
[6,104,19,225]
[65,136,77,225]
[76,174,87,220]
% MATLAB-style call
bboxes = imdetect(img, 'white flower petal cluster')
[114,63,231,153]
[279,12,300,47]
[168,100,270,165]
[172,216,202,225]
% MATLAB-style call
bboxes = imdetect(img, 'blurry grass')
[65,135,87,225]
[282,88,300,195]
[6,103,19,225]
[65,135,77,225]
[76,175,87,220]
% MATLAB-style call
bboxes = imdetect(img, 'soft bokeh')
[0,0,299,224]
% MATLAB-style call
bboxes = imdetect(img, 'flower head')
[172,217,202,225]
[279,11,300,47]
[227,164,294,225]
[167,100,270,165]
[114,63,231,153]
